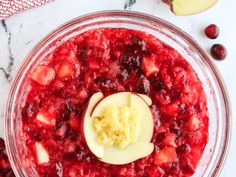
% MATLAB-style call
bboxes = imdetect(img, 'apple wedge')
[167,0,218,16]
[34,142,49,165]
[82,92,154,165]
[131,93,153,142]
[102,143,154,165]
[82,92,104,159]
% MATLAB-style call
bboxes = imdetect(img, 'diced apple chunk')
[36,111,55,127]
[35,142,49,164]
[31,65,55,85]
[142,56,159,77]
[154,147,177,166]
[162,133,177,147]
[89,60,100,70]
[161,102,179,117]
[102,143,154,165]
[57,63,75,79]
[187,116,201,131]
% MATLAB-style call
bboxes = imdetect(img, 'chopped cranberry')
[118,69,129,81]
[168,161,180,175]
[65,99,77,112]
[136,77,150,94]
[204,24,219,39]
[0,138,5,152]
[54,123,68,139]
[156,132,166,142]
[96,77,111,90]
[177,144,190,154]
[169,122,180,136]
[182,163,195,175]
[119,46,142,73]
[210,44,227,60]
[151,76,164,92]
[29,130,43,141]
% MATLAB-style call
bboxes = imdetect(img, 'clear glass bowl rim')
[4,10,231,177]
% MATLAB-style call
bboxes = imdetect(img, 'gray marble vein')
[124,0,136,10]
[1,20,14,82]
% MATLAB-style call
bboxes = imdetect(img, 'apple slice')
[168,0,218,16]
[186,116,201,131]
[102,143,154,165]
[142,56,159,77]
[57,63,75,79]
[138,93,152,106]
[82,92,104,159]
[154,147,177,166]
[34,142,49,165]
[35,111,56,127]
[162,133,177,147]
[131,93,153,142]
[31,65,55,86]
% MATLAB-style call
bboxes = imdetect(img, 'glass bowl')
[4,11,231,177]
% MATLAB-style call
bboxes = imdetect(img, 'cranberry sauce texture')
[20,28,208,177]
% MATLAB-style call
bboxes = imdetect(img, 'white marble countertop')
[0,0,235,176]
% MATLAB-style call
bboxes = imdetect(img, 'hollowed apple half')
[82,92,154,165]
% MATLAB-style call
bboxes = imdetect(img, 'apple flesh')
[102,143,154,165]
[138,93,152,106]
[34,142,49,165]
[82,92,104,159]
[82,92,154,165]
[166,0,218,16]
[131,93,153,142]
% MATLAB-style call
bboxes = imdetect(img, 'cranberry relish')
[21,28,208,177]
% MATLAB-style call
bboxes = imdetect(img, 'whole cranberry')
[0,153,10,170]
[0,138,5,152]
[5,170,16,177]
[205,24,219,39]
[210,44,227,60]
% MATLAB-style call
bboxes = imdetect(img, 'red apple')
[164,0,218,16]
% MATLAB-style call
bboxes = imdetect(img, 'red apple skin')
[90,96,105,117]
[162,0,171,5]
[133,92,152,106]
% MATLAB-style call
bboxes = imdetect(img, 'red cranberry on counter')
[210,44,227,60]
[0,138,5,152]
[5,170,16,177]
[0,153,10,170]
[205,24,219,39]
